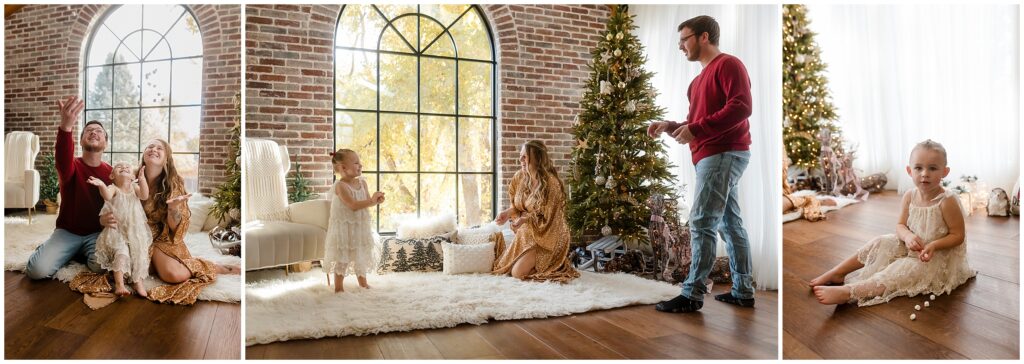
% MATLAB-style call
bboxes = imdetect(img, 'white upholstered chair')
[243,138,330,271]
[5,131,41,222]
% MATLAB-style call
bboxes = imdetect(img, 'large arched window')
[83,5,203,191]
[335,5,496,233]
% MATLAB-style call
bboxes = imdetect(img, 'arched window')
[83,5,203,191]
[335,5,496,233]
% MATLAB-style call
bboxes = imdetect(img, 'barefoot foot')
[132,281,148,298]
[808,270,845,287]
[114,282,131,296]
[216,264,241,275]
[813,285,851,305]
[357,276,370,289]
[334,275,344,293]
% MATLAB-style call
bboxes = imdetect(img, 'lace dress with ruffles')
[94,186,153,282]
[847,188,976,306]
[322,179,375,276]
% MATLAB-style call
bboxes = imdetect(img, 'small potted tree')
[39,152,59,214]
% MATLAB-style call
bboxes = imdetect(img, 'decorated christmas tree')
[210,93,242,225]
[783,4,856,193]
[567,5,676,247]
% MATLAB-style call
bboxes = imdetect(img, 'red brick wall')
[4,4,241,196]
[245,4,610,209]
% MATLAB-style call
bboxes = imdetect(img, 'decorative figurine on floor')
[988,188,1010,217]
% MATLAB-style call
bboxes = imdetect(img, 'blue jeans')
[681,150,754,301]
[25,229,102,279]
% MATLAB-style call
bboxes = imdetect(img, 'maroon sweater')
[55,130,112,236]
[668,53,752,165]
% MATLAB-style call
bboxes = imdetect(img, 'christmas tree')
[393,248,410,272]
[210,93,242,225]
[567,5,676,247]
[783,5,859,195]
[287,163,317,203]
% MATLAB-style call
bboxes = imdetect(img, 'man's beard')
[82,142,106,153]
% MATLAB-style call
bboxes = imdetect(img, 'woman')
[492,140,579,283]
[140,139,239,304]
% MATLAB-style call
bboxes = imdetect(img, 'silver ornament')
[595,175,606,185]
[601,225,612,236]
[605,176,617,189]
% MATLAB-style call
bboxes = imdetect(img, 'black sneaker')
[655,295,703,313]
[714,292,755,308]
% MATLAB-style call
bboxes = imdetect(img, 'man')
[25,96,114,279]
[647,15,755,313]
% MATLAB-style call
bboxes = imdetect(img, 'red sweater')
[669,53,752,165]
[55,130,112,236]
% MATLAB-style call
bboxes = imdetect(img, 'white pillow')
[442,242,495,275]
[455,222,502,244]
[188,197,214,233]
[396,212,456,239]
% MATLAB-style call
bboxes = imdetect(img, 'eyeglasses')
[680,33,697,43]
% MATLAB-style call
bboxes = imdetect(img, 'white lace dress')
[95,186,153,282]
[847,189,977,306]
[322,179,375,276]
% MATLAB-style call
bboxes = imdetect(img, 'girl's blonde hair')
[911,139,947,165]
[522,140,565,204]
[330,148,357,165]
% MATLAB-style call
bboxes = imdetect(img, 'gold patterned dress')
[143,178,218,305]
[492,170,579,283]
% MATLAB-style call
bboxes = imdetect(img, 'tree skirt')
[245,267,679,346]
[4,214,240,303]
[782,190,862,223]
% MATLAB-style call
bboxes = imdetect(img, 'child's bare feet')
[813,285,851,305]
[357,276,370,289]
[132,281,148,298]
[334,274,344,293]
[216,264,241,275]
[113,282,131,296]
[808,269,846,287]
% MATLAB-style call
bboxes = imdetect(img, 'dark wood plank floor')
[783,190,1019,359]
[246,282,778,359]
[4,271,240,359]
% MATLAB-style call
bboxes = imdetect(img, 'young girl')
[810,140,976,306]
[88,162,153,297]
[323,149,385,293]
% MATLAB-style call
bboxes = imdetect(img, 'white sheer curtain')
[806,4,1019,193]
[634,5,781,290]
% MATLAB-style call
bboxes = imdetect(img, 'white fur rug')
[245,267,679,346]
[782,190,862,223]
[4,214,241,303]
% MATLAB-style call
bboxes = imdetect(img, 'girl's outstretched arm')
[88,176,115,202]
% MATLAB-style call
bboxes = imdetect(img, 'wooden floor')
[4,271,240,359]
[246,282,777,359]
[783,190,1019,359]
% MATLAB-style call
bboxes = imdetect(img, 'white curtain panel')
[807,4,1020,193]
[634,5,781,290]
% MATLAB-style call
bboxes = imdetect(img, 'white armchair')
[5,131,41,222]
[243,138,330,271]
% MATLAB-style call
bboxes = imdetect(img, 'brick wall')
[4,4,241,196]
[245,4,610,209]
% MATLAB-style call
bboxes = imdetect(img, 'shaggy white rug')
[245,267,680,346]
[4,214,241,303]
[782,190,862,223]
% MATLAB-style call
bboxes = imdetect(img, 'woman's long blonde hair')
[138,139,184,227]
[522,140,565,205]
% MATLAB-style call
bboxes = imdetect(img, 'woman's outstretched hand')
[511,217,525,230]
[167,193,193,208]
[496,210,510,225]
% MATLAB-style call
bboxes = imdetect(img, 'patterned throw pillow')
[376,235,449,274]
[441,242,495,275]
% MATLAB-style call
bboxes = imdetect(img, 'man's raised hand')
[57,96,85,132]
